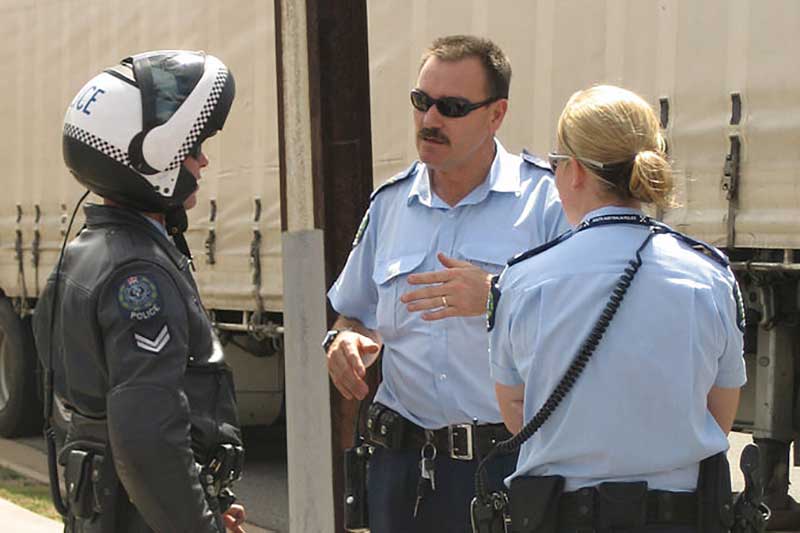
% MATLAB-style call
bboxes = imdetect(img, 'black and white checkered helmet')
[63,51,235,212]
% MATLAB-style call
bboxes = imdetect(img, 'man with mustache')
[324,35,568,532]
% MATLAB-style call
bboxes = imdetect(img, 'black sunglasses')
[410,89,500,118]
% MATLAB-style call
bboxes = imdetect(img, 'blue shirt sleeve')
[489,271,525,386]
[713,273,747,388]
[327,205,379,330]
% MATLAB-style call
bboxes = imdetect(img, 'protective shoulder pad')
[370,161,419,200]
[521,149,552,172]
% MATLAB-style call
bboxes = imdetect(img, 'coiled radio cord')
[474,227,660,505]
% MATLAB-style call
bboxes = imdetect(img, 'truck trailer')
[0,0,797,526]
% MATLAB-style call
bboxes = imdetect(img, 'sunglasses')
[410,89,500,118]
[547,152,606,173]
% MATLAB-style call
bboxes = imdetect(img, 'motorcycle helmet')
[62,50,235,212]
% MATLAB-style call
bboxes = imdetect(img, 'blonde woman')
[487,85,745,532]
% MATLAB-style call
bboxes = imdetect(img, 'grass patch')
[0,466,61,521]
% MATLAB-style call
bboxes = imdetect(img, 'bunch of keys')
[414,432,437,517]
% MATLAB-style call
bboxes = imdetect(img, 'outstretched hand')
[400,252,492,321]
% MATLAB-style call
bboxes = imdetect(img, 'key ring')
[421,429,438,460]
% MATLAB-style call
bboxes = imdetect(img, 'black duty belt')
[558,485,697,528]
[365,403,511,461]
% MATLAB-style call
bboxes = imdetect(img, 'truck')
[0,0,797,527]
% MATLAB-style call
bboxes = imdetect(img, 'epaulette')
[370,161,419,201]
[352,161,419,249]
[521,149,551,171]
[506,229,574,268]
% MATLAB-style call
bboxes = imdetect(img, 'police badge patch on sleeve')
[117,274,163,321]
[733,282,746,333]
[352,208,370,248]
[486,275,502,332]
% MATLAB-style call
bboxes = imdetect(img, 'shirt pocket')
[372,253,426,339]
[458,244,517,276]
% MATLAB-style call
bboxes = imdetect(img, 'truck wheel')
[0,296,43,437]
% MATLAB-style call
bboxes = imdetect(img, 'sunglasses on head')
[410,89,501,118]
[548,152,607,173]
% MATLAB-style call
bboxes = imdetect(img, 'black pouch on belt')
[595,481,648,529]
[697,452,735,533]
[508,475,564,533]
[65,449,96,519]
[365,403,405,448]
[343,444,370,532]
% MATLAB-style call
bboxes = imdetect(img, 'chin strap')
[165,208,195,271]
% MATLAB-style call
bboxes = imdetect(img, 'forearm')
[707,386,741,435]
[495,383,525,435]
[501,400,524,435]
[108,384,223,533]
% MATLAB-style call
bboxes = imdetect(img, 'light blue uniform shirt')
[490,206,746,491]
[328,140,568,428]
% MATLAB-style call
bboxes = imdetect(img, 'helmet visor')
[134,51,206,131]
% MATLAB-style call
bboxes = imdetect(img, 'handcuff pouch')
[508,475,564,533]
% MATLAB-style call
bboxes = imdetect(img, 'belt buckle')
[448,423,474,461]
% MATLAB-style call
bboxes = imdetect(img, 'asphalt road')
[236,424,289,532]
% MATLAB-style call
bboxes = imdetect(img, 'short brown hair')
[420,35,511,99]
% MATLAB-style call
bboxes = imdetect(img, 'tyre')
[0,295,43,437]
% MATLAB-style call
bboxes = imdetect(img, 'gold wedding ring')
[441,295,448,308]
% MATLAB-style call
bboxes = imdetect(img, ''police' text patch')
[117,274,162,321]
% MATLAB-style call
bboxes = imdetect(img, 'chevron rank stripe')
[134,325,171,353]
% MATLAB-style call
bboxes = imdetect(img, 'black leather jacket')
[33,204,242,533]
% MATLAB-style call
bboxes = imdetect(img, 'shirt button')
[439,373,447,381]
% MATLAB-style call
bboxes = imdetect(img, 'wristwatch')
[322,329,343,353]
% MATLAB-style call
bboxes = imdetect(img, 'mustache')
[417,128,450,145]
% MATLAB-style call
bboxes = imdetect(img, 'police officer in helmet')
[33,51,246,533]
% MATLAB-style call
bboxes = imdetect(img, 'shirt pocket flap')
[373,253,426,285]
[459,245,517,274]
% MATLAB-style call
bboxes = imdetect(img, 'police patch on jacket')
[486,275,502,332]
[117,274,162,321]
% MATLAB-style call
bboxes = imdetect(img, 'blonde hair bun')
[630,148,673,208]
[557,85,674,208]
